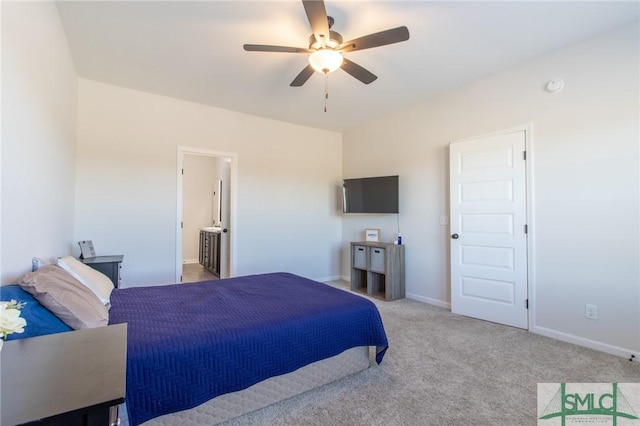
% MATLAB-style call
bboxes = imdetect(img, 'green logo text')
[539,383,639,426]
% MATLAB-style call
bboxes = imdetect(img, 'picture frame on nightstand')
[78,240,96,259]
[364,229,380,242]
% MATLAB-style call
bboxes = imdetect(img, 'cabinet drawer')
[353,245,367,269]
[370,247,386,273]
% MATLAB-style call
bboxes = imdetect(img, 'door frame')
[176,146,238,282]
[450,123,536,330]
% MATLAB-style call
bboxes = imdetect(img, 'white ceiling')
[56,1,639,132]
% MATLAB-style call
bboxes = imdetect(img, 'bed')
[1,268,388,426]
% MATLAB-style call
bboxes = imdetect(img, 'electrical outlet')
[278,264,285,271]
[439,215,449,226]
[585,304,598,320]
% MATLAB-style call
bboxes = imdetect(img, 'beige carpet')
[220,282,639,426]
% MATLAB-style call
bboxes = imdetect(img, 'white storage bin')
[353,245,367,269]
[370,247,386,273]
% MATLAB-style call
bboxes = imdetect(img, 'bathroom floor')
[182,263,218,283]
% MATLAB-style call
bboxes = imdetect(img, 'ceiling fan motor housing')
[309,30,343,50]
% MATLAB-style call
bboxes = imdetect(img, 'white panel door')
[450,130,528,329]
[219,161,231,278]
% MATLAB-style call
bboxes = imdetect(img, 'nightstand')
[80,255,124,288]
[0,324,127,426]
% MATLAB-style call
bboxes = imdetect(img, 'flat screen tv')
[343,175,399,214]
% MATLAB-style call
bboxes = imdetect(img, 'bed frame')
[141,346,370,425]
[13,263,386,426]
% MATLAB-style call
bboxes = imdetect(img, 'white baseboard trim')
[533,325,638,362]
[330,279,452,309]
[316,275,344,283]
[406,292,451,310]
[182,259,199,264]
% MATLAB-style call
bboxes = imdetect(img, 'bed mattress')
[109,272,388,425]
[141,345,370,425]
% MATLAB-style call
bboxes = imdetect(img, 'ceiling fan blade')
[302,0,330,47]
[290,64,315,87]
[341,58,377,85]
[340,26,410,53]
[244,44,311,53]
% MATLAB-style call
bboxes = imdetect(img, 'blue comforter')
[108,272,388,425]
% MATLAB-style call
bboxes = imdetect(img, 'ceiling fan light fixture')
[308,49,343,74]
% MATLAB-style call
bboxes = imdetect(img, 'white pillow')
[57,256,114,306]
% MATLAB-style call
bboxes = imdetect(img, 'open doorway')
[176,147,235,283]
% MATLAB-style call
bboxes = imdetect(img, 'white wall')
[342,23,640,357]
[182,155,218,262]
[75,79,343,287]
[0,1,78,284]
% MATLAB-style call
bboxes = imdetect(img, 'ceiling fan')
[243,0,410,87]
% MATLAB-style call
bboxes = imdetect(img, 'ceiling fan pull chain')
[324,73,329,112]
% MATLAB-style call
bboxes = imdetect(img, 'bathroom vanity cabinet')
[199,229,221,276]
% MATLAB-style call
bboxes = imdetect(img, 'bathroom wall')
[182,155,218,262]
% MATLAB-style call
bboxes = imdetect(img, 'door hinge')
[181,221,183,229]
[523,151,527,160]
[524,224,528,234]
[526,299,529,309]
[182,168,184,175]
[180,275,183,282]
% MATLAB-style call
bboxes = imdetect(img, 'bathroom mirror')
[215,179,222,226]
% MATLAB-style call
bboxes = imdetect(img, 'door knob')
[222,229,228,233]
[451,233,459,239]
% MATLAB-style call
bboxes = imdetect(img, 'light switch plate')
[440,216,449,226]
